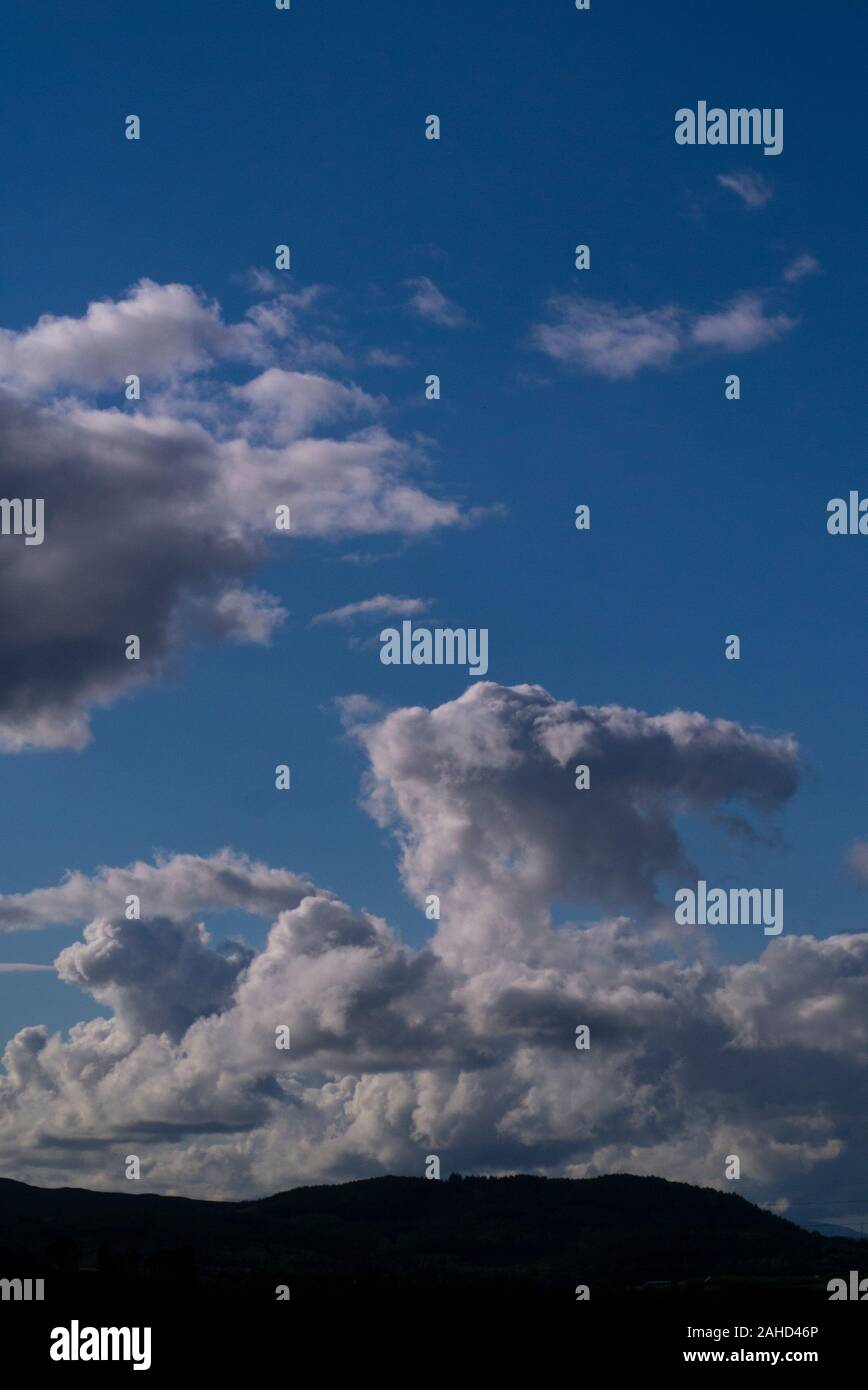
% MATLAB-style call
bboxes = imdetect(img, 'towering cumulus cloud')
[352,684,799,970]
[1,683,863,1213]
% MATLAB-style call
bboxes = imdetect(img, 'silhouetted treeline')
[0,1172,862,1302]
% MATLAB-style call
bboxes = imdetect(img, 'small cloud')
[339,547,407,566]
[405,277,467,328]
[366,348,408,368]
[717,171,773,209]
[691,294,795,351]
[533,291,796,380]
[532,296,682,379]
[212,588,288,645]
[409,242,451,264]
[760,1196,790,1215]
[849,840,868,883]
[783,254,821,284]
[335,693,387,727]
[245,267,278,294]
[313,594,431,626]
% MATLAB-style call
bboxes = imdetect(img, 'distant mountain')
[0,1172,863,1302]
[798,1219,867,1241]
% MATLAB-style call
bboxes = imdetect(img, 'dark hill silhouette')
[0,1171,863,1302]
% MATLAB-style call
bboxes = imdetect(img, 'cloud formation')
[0,848,324,934]
[532,292,796,378]
[351,683,799,970]
[0,280,261,391]
[0,282,466,751]
[5,682,860,1220]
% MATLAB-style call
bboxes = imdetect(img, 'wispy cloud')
[849,840,868,883]
[405,277,468,328]
[717,170,774,209]
[0,963,54,973]
[313,594,431,626]
[366,348,408,368]
[783,253,821,284]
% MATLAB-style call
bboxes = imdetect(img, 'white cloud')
[533,290,798,378]
[714,933,868,1055]
[691,294,795,350]
[233,368,381,444]
[405,277,468,328]
[717,171,774,208]
[350,682,799,972]
[532,297,681,379]
[5,684,854,1216]
[210,587,287,645]
[0,848,326,934]
[0,280,263,392]
[366,348,407,368]
[783,254,821,284]
[245,267,278,295]
[312,594,430,625]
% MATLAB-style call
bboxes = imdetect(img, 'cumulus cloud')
[0,848,324,933]
[405,277,468,328]
[209,587,288,646]
[232,368,381,444]
[532,297,681,379]
[0,280,263,392]
[0,281,467,751]
[717,171,773,208]
[350,683,799,970]
[55,916,247,1042]
[312,594,430,625]
[714,933,868,1056]
[691,294,795,351]
[5,682,858,1217]
[532,291,796,378]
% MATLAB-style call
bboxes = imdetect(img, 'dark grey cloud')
[55,916,245,1041]
[0,282,466,751]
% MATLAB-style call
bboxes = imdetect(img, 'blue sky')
[0,0,867,1214]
